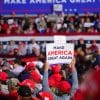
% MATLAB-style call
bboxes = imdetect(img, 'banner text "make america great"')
[4,0,96,4]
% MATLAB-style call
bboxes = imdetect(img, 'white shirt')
[10,66,25,76]
[28,43,40,54]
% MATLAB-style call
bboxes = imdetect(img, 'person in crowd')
[28,17,37,34]
[0,19,9,34]
[58,23,67,32]
[18,78,42,99]
[76,38,86,53]
[28,38,40,56]
[10,59,25,77]
[6,78,19,100]
[0,71,9,95]
[0,58,10,67]
[17,41,27,56]
[89,40,98,53]
[22,14,30,34]
[0,13,100,33]
[67,23,76,32]
[35,14,47,34]
[6,40,18,55]
[18,85,32,100]
[43,58,78,100]
[0,43,6,55]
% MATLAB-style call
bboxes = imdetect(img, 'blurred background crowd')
[0,13,100,35]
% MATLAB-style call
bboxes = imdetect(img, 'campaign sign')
[0,0,100,15]
[46,43,74,65]
[54,35,66,43]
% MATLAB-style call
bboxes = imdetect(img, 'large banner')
[0,0,100,15]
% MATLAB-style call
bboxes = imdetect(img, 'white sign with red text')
[46,43,74,65]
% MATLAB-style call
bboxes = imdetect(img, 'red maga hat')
[18,79,35,89]
[26,62,36,71]
[0,72,8,81]
[30,70,41,83]
[58,81,71,93]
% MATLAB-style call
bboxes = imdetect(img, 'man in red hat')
[43,58,78,100]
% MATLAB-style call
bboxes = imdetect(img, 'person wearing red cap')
[18,79,37,99]
[48,73,62,89]
[29,69,43,99]
[26,62,36,72]
[43,58,78,100]
[51,64,61,74]
[18,79,35,91]
[0,72,9,96]
[18,62,37,82]
[30,70,42,83]
[18,79,42,99]
[89,40,98,53]
[0,71,8,82]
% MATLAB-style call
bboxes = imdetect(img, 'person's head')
[18,41,25,48]
[0,71,8,83]
[92,40,96,46]
[6,78,19,92]
[9,40,15,45]
[18,79,35,94]
[18,86,32,100]
[51,64,61,74]
[13,59,22,68]
[31,38,35,44]
[25,62,36,72]
[0,43,3,49]
[29,70,41,83]
[79,38,84,44]
[48,73,62,93]
[58,81,71,94]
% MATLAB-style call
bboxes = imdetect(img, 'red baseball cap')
[48,73,62,88]
[0,72,8,81]
[58,81,71,93]
[52,64,61,74]
[39,91,54,100]
[48,78,56,87]
[18,79,35,89]
[50,73,62,82]
[30,70,41,83]
[25,62,35,71]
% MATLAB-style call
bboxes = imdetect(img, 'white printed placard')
[53,4,63,12]
[46,43,74,65]
[54,35,66,43]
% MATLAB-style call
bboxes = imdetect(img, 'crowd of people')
[0,37,99,100]
[0,12,100,100]
[0,12,100,35]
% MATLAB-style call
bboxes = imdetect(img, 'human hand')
[70,57,76,70]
